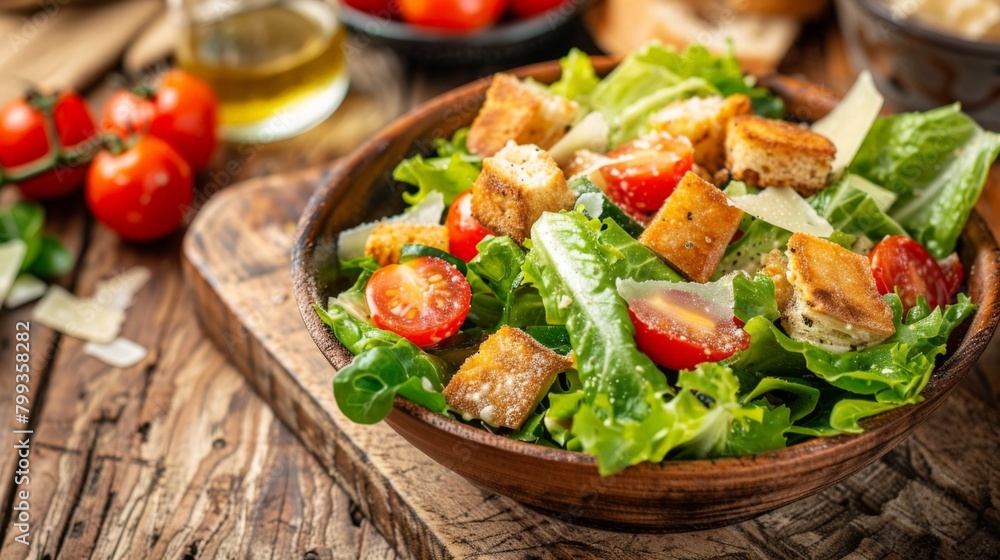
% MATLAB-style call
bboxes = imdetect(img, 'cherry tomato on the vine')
[365,256,471,347]
[399,0,507,31]
[85,136,193,242]
[0,91,96,199]
[100,70,218,171]
[599,132,694,219]
[446,189,492,261]
[868,235,950,311]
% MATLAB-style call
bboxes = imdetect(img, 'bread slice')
[725,115,836,196]
[638,171,744,283]
[364,223,448,266]
[466,73,578,157]
[650,94,752,173]
[470,142,577,243]
[780,232,895,352]
[443,326,573,429]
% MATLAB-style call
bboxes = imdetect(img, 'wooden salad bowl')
[291,58,1000,532]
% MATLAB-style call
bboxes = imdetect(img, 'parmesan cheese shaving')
[4,274,47,309]
[811,71,883,177]
[92,266,152,311]
[32,285,126,344]
[337,191,445,261]
[548,111,609,166]
[0,240,27,305]
[617,272,739,312]
[731,187,835,238]
[83,337,148,368]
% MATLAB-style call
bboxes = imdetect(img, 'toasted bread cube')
[651,94,752,173]
[725,115,836,196]
[638,171,744,283]
[761,249,793,311]
[781,233,895,352]
[364,223,448,267]
[467,73,579,157]
[443,326,573,429]
[471,142,577,244]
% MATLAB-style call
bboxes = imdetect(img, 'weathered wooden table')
[2,17,998,560]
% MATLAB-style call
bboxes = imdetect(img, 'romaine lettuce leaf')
[315,301,399,355]
[808,174,908,241]
[598,219,681,282]
[733,273,780,324]
[523,211,668,420]
[850,104,1000,258]
[466,236,545,328]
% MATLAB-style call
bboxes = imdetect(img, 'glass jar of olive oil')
[172,0,348,142]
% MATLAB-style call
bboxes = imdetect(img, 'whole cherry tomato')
[100,70,218,171]
[627,288,749,372]
[599,132,694,219]
[868,235,950,311]
[509,0,567,18]
[399,0,507,31]
[0,91,96,199]
[85,136,193,242]
[446,189,492,261]
[365,256,471,346]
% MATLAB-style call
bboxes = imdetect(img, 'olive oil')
[176,0,348,141]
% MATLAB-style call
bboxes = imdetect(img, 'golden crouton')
[443,326,573,429]
[782,233,895,352]
[467,73,579,157]
[471,142,577,244]
[725,115,836,196]
[761,249,793,311]
[638,171,744,283]
[364,223,448,267]
[650,94,752,173]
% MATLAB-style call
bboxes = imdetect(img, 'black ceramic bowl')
[339,0,589,65]
[836,0,1000,131]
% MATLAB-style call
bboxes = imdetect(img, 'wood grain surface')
[183,171,1000,559]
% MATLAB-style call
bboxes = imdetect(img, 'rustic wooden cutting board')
[182,169,1000,559]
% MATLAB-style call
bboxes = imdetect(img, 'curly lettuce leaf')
[550,48,600,108]
[733,273,780,324]
[850,104,1000,258]
[393,128,482,206]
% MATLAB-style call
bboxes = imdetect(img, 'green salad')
[317,43,1000,475]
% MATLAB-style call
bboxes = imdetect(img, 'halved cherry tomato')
[0,91,96,199]
[399,0,507,31]
[100,70,218,171]
[446,189,492,261]
[869,235,950,311]
[85,136,193,242]
[938,253,964,299]
[599,132,693,218]
[627,289,749,371]
[366,256,471,346]
[509,0,568,18]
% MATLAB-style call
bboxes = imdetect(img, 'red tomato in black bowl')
[399,0,507,31]
[100,70,218,172]
[510,0,568,18]
[0,91,96,199]
[85,136,194,242]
